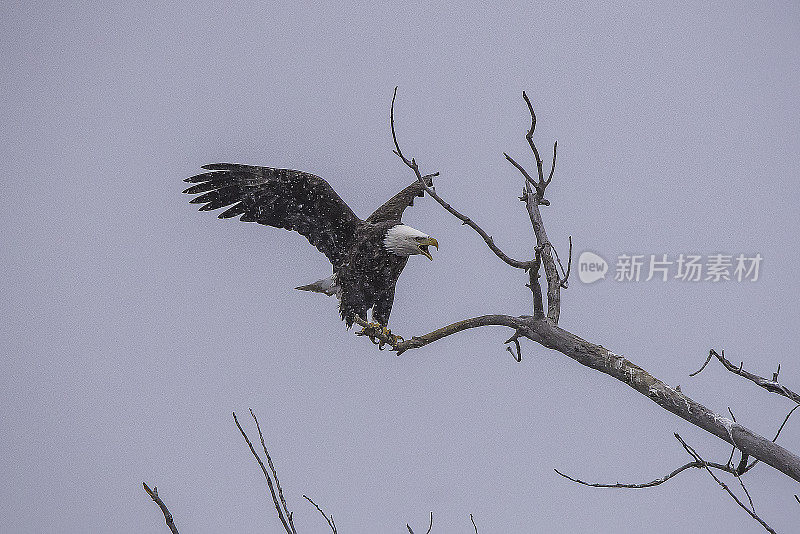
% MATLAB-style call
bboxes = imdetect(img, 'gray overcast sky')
[3,1,800,532]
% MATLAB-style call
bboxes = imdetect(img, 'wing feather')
[184,164,362,266]
[366,175,434,223]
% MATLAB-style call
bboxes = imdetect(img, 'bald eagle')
[183,163,438,331]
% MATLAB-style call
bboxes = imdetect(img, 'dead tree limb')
[378,90,800,486]
[692,349,800,404]
[143,482,180,534]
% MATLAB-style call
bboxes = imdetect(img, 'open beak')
[418,237,439,261]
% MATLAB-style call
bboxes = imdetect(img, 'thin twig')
[470,514,479,533]
[406,511,433,534]
[742,403,800,474]
[390,87,535,270]
[505,91,558,202]
[674,433,776,534]
[691,349,800,404]
[143,483,180,534]
[304,495,338,533]
[554,460,732,489]
[735,470,756,513]
[560,236,572,288]
[505,331,523,362]
[233,412,293,534]
[249,409,296,534]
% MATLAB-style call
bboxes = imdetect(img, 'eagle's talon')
[356,322,404,350]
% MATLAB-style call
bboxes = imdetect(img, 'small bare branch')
[392,314,529,355]
[470,514,479,534]
[553,459,738,489]
[233,412,293,534]
[304,495,337,533]
[774,404,800,441]
[522,92,546,187]
[559,236,572,288]
[743,403,800,474]
[391,87,535,270]
[691,349,800,404]
[674,433,776,534]
[249,409,296,534]
[735,470,756,513]
[547,140,558,185]
[406,511,433,534]
[143,482,179,534]
[505,91,559,203]
[503,152,540,196]
[505,331,523,362]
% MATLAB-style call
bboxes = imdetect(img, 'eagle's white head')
[383,224,439,260]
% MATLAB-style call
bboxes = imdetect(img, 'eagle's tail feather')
[295,276,340,298]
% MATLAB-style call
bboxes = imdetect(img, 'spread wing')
[366,175,434,224]
[184,163,362,266]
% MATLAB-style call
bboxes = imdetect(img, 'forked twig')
[304,495,338,533]
[143,482,180,534]
[233,411,294,534]
[691,349,800,404]
[249,409,296,534]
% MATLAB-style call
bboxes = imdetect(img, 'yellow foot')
[356,322,404,350]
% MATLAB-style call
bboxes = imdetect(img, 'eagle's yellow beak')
[418,237,439,261]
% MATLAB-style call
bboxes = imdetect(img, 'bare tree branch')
[406,511,433,534]
[523,182,562,322]
[674,434,777,534]
[470,514,479,534]
[304,495,337,533]
[232,411,293,534]
[249,409,296,534]
[389,313,800,482]
[394,314,529,355]
[143,482,180,534]
[554,462,721,489]
[691,349,800,404]
[556,400,800,493]
[391,87,535,271]
[377,92,800,485]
